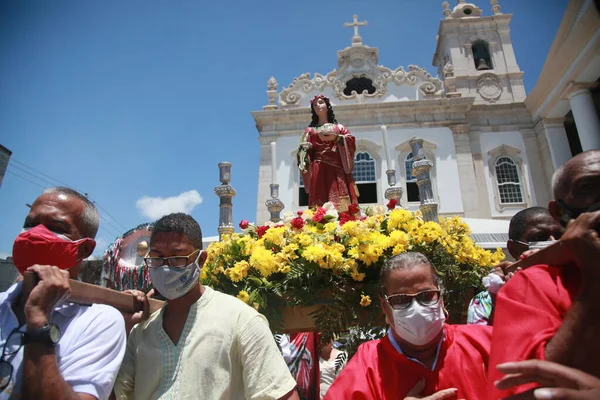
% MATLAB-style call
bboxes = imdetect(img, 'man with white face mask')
[324,252,491,400]
[114,213,299,400]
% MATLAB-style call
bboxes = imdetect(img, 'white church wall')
[273,135,302,212]
[479,132,535,219]
[267,125,464,215]
[389,127,464,215]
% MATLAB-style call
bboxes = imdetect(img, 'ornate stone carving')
[443,61,454,77]
[264,76,279,110]
[476,73,503,103]
[278,63,444,107]
[491,0,502,15]
[442,1,451,18]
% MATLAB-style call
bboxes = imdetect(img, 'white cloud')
[0,252,11,260]
[136,190,203,220]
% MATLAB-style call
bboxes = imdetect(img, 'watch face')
[49,325,61,343]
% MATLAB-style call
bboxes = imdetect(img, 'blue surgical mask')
[148,252,202,300]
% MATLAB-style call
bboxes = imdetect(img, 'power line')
[92,201,128,232]
[7,164,61,188]
[7,158,128,233]
[5,168,122,239]
[6,170,47,190]
[10,157,74,189]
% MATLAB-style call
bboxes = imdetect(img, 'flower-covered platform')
[202,202,504,334]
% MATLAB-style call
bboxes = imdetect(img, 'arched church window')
[352,151,378,204]
[494,156,523,204]
[343,77,376,96]
[405,153,420,203]
[472,40,493,70]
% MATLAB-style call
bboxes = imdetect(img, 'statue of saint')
[298,95,359,211]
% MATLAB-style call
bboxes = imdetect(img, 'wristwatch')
[24,323,61,347]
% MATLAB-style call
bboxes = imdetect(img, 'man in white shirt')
[0,187,126,399]
[115,212,299,400]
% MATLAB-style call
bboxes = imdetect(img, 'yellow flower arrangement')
[202,203,504,333]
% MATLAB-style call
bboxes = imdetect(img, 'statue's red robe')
[299,123,358,212]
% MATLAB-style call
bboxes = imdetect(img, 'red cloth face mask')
[12,224,94,274]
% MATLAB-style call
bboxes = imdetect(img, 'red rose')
[291,217,305,229]
[348,203,360,215]
[339,212,356,226]
[239,220,249,229]
[387,199,398,210]
[311,209,326,223]
[256,225,270,238]
[297,210,304,216]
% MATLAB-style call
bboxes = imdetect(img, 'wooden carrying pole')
[22,272,164,314]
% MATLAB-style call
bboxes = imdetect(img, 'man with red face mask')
[0,187,126,400]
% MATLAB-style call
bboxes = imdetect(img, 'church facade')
[252,0,599,247]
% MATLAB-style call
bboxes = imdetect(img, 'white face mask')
[391,300,446,346]
[527,240,556,250]
[148,252,202,300]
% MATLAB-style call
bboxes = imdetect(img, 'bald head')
[551,150,600,201]
[549,150,600,225]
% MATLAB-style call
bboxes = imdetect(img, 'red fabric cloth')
[323,324,491,400]
[300,124,358,208]
[486,264,581,399]
[289,332,320,400]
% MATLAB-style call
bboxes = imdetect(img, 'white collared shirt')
[0,282,126,400]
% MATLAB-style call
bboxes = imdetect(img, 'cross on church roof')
[344,14,368,46]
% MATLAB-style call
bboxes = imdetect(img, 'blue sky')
[0,0,568,258]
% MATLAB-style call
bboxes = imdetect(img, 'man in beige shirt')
[114,212,298,400]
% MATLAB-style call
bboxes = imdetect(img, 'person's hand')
[495,359,600,399]
[24,265,71,329]
[404,378,460,400]
[505,268,522,282]
[121,289,154,332]
[492,261,513,281]
[520,248,542,260]
[561,211,600,282]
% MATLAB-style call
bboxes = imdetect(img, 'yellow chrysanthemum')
[262,226,287,248]
[237,290,249,303]
[226,267,244,282]
[249,247,278,278]
[360,295,371,307]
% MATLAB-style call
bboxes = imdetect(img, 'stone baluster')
[384,169,404,206]
[214,162,236,240]
[409,138,439,222]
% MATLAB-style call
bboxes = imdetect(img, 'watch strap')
[24,323,60,347]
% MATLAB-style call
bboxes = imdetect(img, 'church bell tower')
[433,0,526,104]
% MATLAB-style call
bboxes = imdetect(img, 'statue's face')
[313,97,328,119]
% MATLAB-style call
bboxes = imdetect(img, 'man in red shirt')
[488,150,600,398]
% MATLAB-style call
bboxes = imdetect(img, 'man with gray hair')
[488,150,600,397]
[0,187,126,399]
